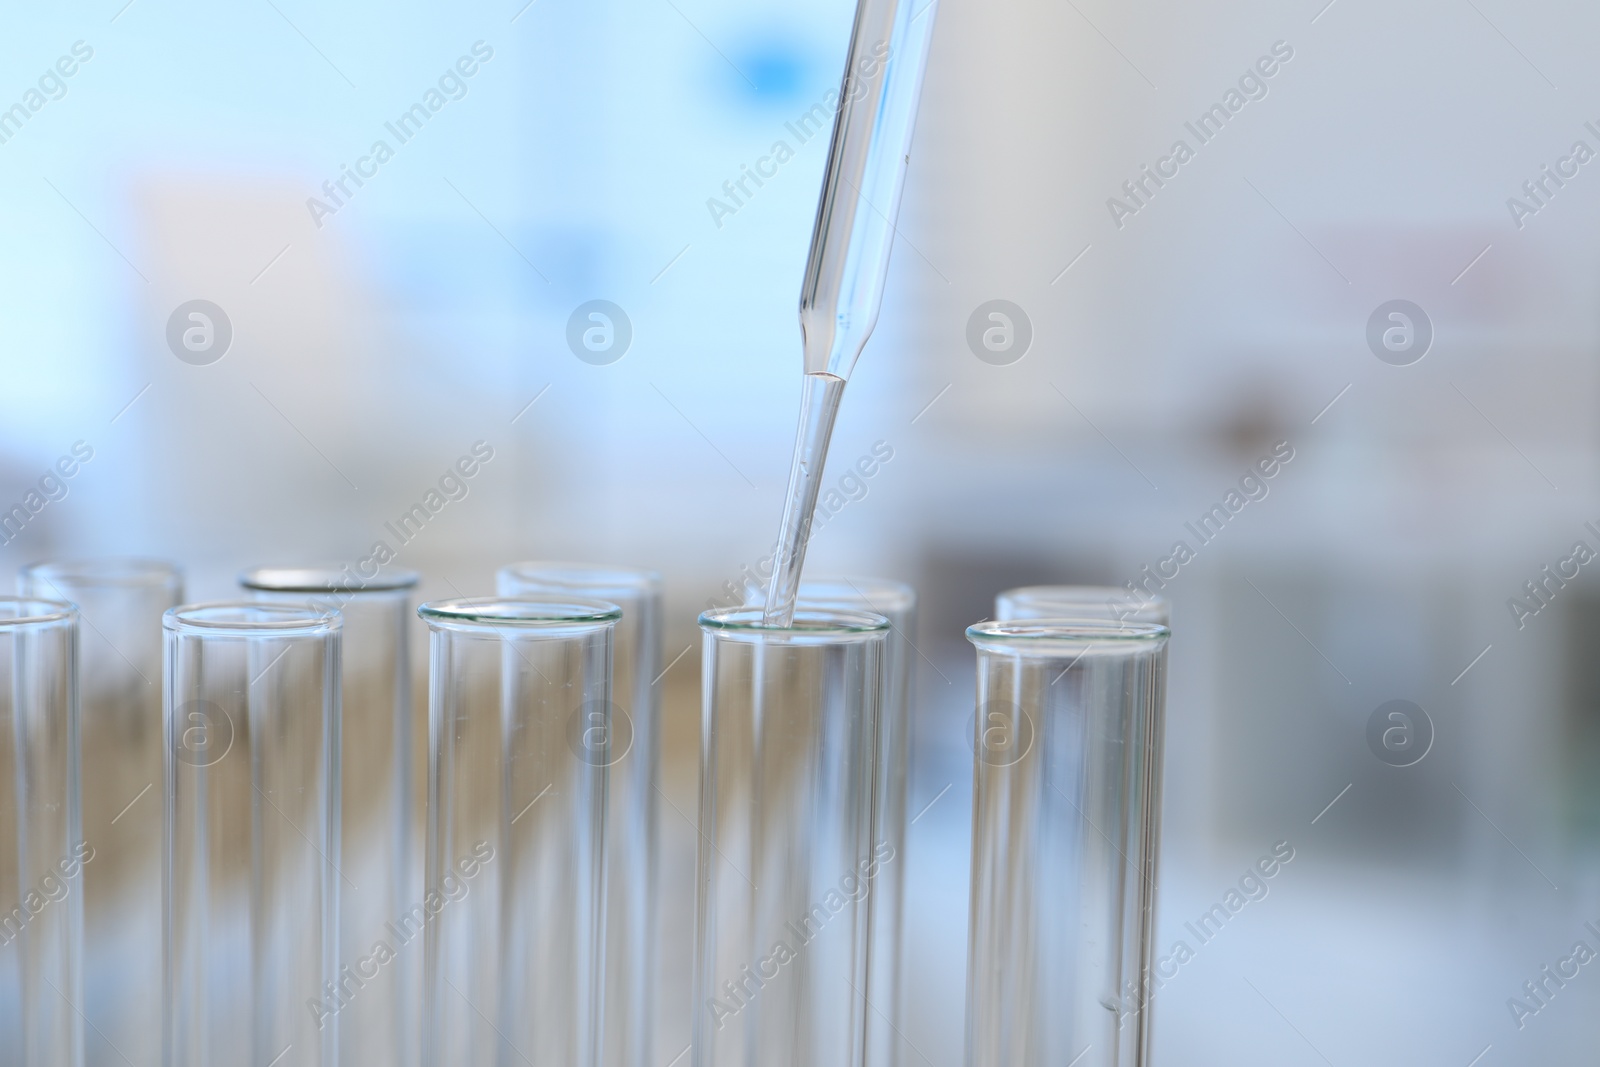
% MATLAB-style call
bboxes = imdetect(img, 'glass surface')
[766,0,941,627]
[995,585,1170,627]
[0,598,82,1067]
[964,620,1169,1067]
[795,579,915,1067]
[242,564,420,1067]
[18,559,181,1067]
[693,606,888,1067]
[798,0,941,381]
[163,603,341,1067]
[420,596,618,1067]
[761,372,846,628]
[495,563,664,1067]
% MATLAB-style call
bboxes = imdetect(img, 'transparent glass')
[420,597,619,1067]
[964,620,1169,1067]
[693,607,888,1067]
[163,603,341,1067]
[0,598,82,1067]
[242,565,421,1067]
[495,563,663,1067]
[799,0,941,381]
[995,586,1170,627]
[760,372,846,628]
[796,579,914,1067]
[18,558,181,1067]
[765,0,942,626]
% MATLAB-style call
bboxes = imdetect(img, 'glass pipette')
[761,0,941,627]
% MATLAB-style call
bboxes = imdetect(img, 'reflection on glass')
[0,597,82,1067]
[163,603,341,1067]
[496,563,664,1067]
[242,565,420,1067]
[796,578,915,1067]
[965,619,1169,1067]
[693,607,888,1067]
[19,559,181,1067]
[420,596,618,1067]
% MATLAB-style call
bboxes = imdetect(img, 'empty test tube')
[693,606,889,1067]
[18,559,181,1067]
[795,579,916,1067]
[419,597,619,1067]
[496,563,664,1067]
[242,565,421,1067]
[163,603,341,1067]
[964,619,1169,1067]
[0,598,82,1067]
[989,587,1171,1063]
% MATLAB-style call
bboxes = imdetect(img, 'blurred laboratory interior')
[3,0,1600,1062]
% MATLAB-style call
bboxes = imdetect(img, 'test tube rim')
[0,596,77,627]
[21,556,183,590]
[239,563,421,594]
[164,600,341,637]
[497,560,663,601]
[417,594,622,633]
[966,617,1169,657]
[699,605,889,644]
[997,584,1167,612]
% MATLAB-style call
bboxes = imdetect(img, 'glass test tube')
[693,607,888,1067]
[18,559,181,1067]
[964,620,1169,1067]
[163,604,341,1067]
[420,597,619,1067]
[495,563,663,1067]
[241,566,420,1067]
[796,579,915,1067]
[990,588,1171,1062]
[0,598,82,1067]
[995,585,1170,627]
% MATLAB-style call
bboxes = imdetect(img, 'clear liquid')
[761,372,847,627]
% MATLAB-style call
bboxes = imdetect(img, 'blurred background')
[3,0,1600,1061]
